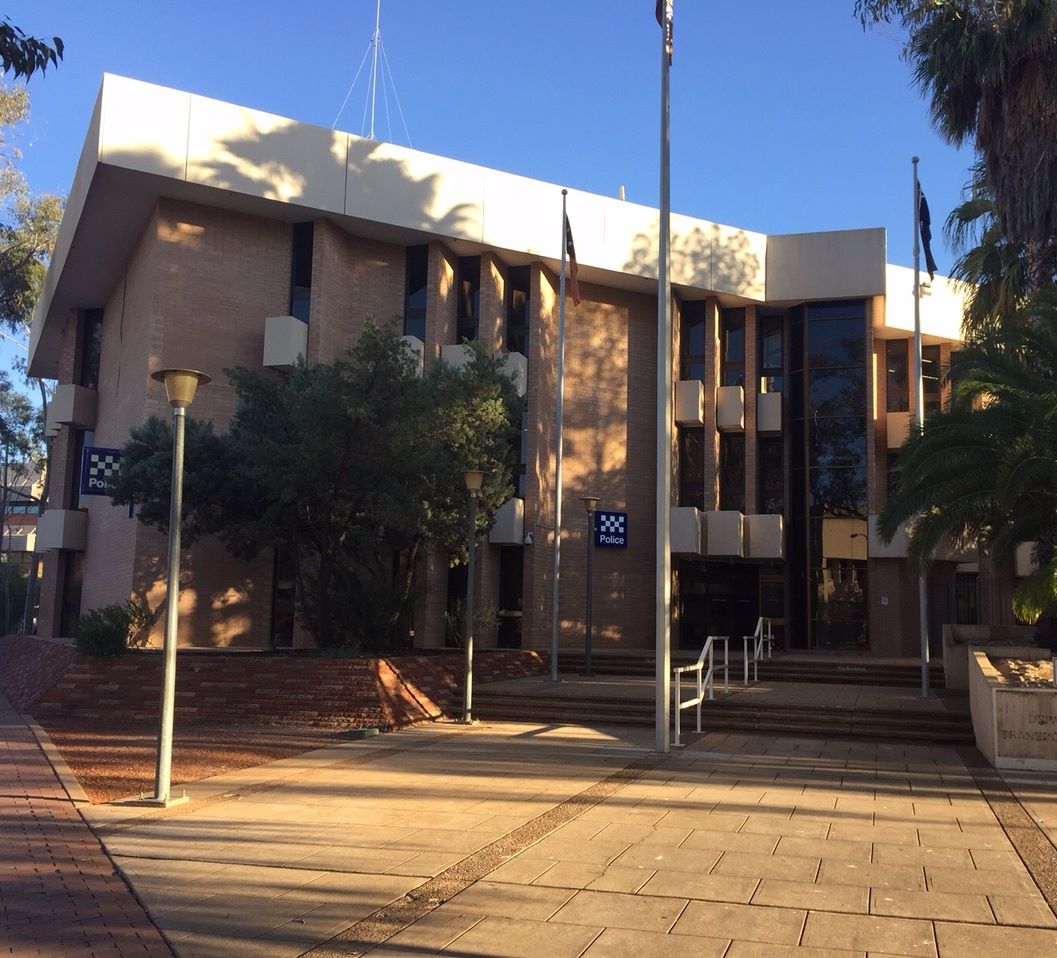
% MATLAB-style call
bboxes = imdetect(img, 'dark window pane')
[887,451,900,500]
[759,313,784,392]
[809,417,866,468]
[806,318,865,368]
[506,265,530,354]
[679,427,705,509]
[404,245,428,341]
[290,222,313,322]
[809,468,867,519]
[758,437,784,514]
[681,301,707,380]
[886,339,909,412]
[789,308,805,372]
[685,360,706,382]
[721,308,745,387]
[808,367,866,417]
[720,433,745,512]
[457,256,481,342]
[923,344,941,412]
[79,309,103,391]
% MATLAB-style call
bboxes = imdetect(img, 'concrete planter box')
[941,624,1037,690]
[969,648,1057,771]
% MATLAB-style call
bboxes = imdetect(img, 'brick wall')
[2,635,547,729]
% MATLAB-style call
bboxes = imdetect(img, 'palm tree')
[857,1,1057,292]
[945,163,1029,340]
[878,311,1057,649]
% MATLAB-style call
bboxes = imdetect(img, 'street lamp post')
[145,368,210,806]
[462,469,485,723]
[581,496,600,676]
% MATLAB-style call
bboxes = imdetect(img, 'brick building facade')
[27,76,1019,659]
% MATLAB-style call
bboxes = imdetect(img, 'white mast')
[368,0,381,140]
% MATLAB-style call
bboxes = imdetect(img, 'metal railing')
[742,616,775,685]
[672,635,729,747]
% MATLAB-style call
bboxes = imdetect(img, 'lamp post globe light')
[143,368,210,806]
[580,496,600,677]
[461,469,486,724]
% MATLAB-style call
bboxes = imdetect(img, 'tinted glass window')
[758,437,783,514]
[923,344,942,412]
[886,339,909,412]
[806,318,865,368]
[404,245,428,341]
[720,433,745,512]
[759,313,784,392]
[505,265,531,355]
[681,301,707,381]
[808,368,866,417]
[721,308,745,387]
[809,418,867,468]
[290,222,313,322]
[457,256,481,342]
[679,427,705,509]
[808,467,867,518]
[79,310,103,391]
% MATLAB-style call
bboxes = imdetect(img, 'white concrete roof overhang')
[29,75,963,379]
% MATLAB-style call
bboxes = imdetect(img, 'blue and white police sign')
[80,447,122,496]
[595,510,628,548]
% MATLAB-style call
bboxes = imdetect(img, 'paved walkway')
[69,716,1057,957]
[0,690,171,957]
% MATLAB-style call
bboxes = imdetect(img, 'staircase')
[475,651,968,746]
[473,687,974,747]
[555,651,947,689]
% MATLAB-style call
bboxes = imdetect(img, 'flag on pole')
[918,189,938,281]
[656,0,673,64]
[564,214,581,306]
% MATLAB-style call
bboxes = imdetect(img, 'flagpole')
[551,189,569,683]
[912,156,930,699]
[655,1,673,753]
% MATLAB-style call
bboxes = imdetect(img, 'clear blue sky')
[5,0,970,379]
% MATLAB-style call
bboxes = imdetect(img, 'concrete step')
[473,692,973,746]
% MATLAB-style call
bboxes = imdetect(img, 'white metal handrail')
[741,616,775,684]
[672,635,729,747]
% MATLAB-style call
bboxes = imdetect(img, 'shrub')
[75,598,157,657]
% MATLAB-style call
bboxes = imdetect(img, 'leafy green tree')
[112,323,522,649]
[878,312,1057,650]
[857,1,1057,292]
[0,18,62,80]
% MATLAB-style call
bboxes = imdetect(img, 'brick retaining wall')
[0,635,547,730]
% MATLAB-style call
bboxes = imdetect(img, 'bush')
[75,598,157,657]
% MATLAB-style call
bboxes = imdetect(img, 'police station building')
[29,76,1017,659]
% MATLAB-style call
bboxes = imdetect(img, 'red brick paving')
[0,691,172,957]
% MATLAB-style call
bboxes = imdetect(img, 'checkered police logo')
[595,510,628,548]
[80,447,122,497]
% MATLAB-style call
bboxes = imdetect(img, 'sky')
[3,0,972,382]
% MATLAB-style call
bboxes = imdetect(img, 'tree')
[857,1,1057,291]
[0,369,39,632]
[112,323,523,649]
[878,312,1057,650]
[0,18,62,80]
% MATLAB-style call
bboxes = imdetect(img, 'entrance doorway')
[679,563,759,650]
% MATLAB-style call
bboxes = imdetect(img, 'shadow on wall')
[107,121,477,240]
[132,546,263,649]
[622,223,763,299]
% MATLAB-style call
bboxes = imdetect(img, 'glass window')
[70,429,95,510]
[758,437,783,514]
[505,265,530,355]
[806,301,865,369]
[887,451,901,500]
[808,467,867,519]
[404,245,428,341]
[290,222,313,323]
[681,301,707,381]
[456,256,481,343]
[79,310,103,391]
[886,339,909,412]
[719,433,745,512]
[679,427,705,509]
[808,368,866,417]
[923,344,942,412]
[721,308,745,387]
[809,416,867,468]
[758,313,784,393]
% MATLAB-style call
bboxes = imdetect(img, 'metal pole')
[551,189,569,683]
[463,490,478,722]
[912,156,930,698]
[152,406,186,804]
[585,507,594,677]
[655,1,674,754]
[368,0,381,140]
